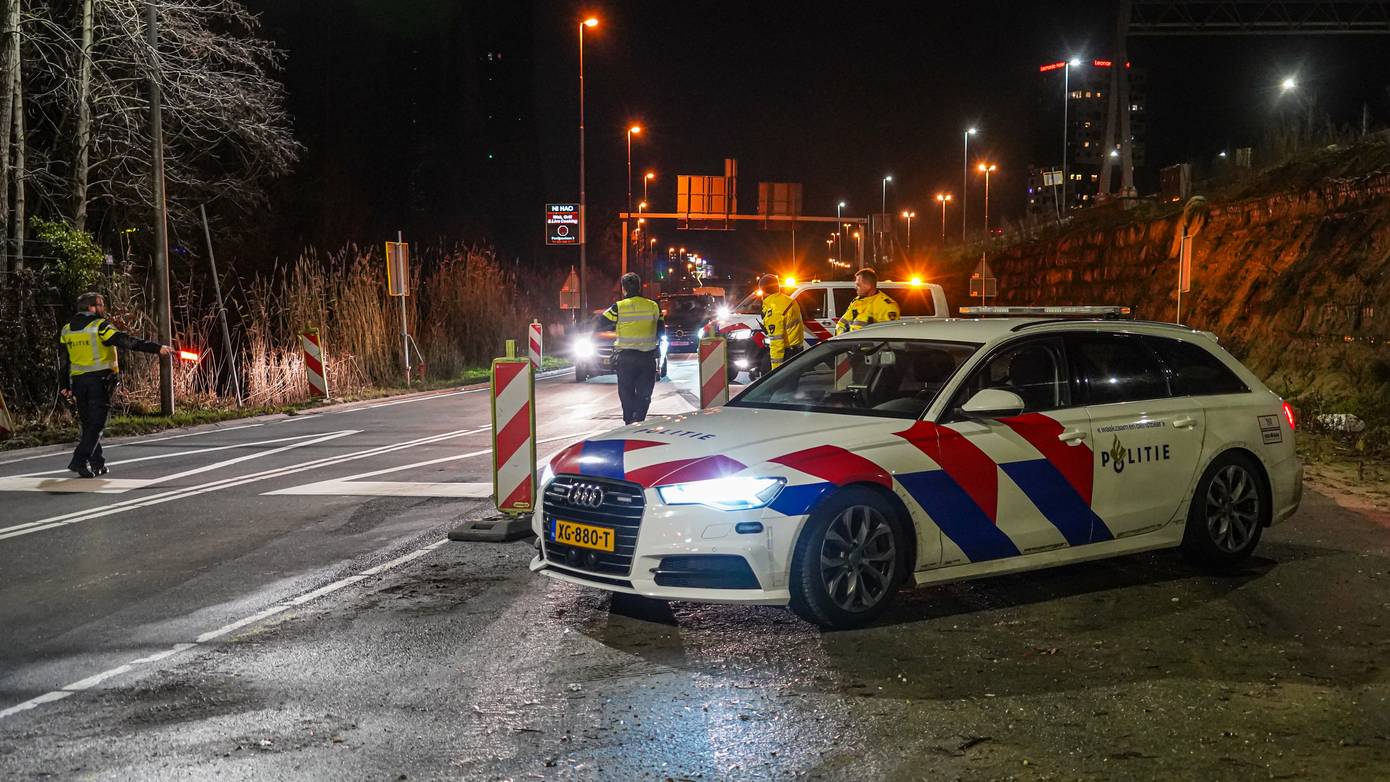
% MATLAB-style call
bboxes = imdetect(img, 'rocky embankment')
[955,141,1390,426]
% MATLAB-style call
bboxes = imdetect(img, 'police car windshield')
[729,338,979,419]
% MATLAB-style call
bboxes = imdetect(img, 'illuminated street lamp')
[852,230,862,263]
[1280,76,1297,92]
[962,127,977,241]
[1061,57,1081,214]
[880,175,893,264]
[577,15,599,310]
[977,162,997,236]
[901,210,916,257]
[626,124,642,272]
[836,200,846,268]
[644,171,655,203]
[936,193,952,242]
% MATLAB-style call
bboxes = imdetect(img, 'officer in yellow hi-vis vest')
[58,292,172,478]
[758,274,805,370]
[602,273,665,425]
[834,267,900,334]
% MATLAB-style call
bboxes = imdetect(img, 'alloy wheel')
[819,504,897,612]
[1205,464,1260,553]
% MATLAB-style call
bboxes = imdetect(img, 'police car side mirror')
[959,388,1025,421]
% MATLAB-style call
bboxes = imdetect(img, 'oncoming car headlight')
[728,328,754,340]
[657,477,785,511]
[573,337,595,358]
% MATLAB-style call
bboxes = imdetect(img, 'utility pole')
[0,0,17,275]
[577,18,595,313]
[11,30,23,270]
[73,0,93,231]
[148,1,173,415]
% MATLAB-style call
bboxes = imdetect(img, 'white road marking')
[0,477,153,494]
[0,430,361,539]
[0,423,270,468]
[267,480,493,498]
[263,429,600,498]
[0,537,451,723]
[0,427,489,541]
[12,431,346,478]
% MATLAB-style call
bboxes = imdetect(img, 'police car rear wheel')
[1182,452,1266,567]
[790,487,905,629]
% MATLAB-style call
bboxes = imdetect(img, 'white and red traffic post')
[833,352,853,391]
[301,327,329,398]
[527,320,543,371]
[698,336,730,408]
[491,340,536,515]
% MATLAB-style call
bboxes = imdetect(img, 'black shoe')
[69,464,95,479]
[92,465,109,477]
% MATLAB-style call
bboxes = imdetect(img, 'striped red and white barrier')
[0,388,14,439]
[301,328,328,398]
[834,352,853,391]
[491,353,536,514]
[527,320,542,371]
[699,336,730,408]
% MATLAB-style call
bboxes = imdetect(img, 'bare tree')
[1,0,297,258]
[0,0,17,274]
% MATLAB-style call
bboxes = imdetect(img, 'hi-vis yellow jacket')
[603,295,663,352]
[835,290,900,334]
[761,292,804,367]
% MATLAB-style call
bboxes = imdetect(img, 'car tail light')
[1281,401,1296,431]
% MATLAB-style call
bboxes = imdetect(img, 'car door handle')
[1058,430,1087,444]
[1173,416,1198,429]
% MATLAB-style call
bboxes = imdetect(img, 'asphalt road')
[2,357,1388,780]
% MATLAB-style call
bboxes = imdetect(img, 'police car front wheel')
[1181,452,1267,567]
[789,487,907,629]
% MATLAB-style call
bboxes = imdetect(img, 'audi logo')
[568,482,606,508]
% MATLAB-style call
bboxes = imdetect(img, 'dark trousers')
[614,349,657,425]
[71,373,113,469]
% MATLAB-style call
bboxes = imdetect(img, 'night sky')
[244,0,1390,280]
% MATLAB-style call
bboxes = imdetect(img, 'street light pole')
[936,193,952,242]
[1062,57,1079,216]
[977,163,997,236]
[901,210,915,259]
[962,128,976,241]
[880,175,892,265]
[625,124,640,276]
[578,17,597,312]
[836,201,845,270]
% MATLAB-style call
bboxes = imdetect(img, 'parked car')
[660,293,719,354]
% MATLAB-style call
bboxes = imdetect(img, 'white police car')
[532,308,1302,629]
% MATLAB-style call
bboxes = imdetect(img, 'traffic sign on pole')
[385,241,409,297]
[546,203,580,245]
[698,337,729,408]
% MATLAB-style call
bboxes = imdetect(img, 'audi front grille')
[541,475,645,577]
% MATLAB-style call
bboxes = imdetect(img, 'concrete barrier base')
[447,514,533,543]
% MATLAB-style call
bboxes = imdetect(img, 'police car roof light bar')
[959,305,1133,319]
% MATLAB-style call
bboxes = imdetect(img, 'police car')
[532,308,1302,629]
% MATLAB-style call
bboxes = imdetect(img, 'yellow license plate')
[552,519,615,552]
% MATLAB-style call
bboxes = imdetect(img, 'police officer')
[834,267,901,334]
[759,274,805,370]
[603,272,664,425]
[58,292,173,478]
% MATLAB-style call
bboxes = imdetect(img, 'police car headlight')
[573,338,595,358]
[657,477,785,511]
[716,305,731,320]
[729,328,754,340]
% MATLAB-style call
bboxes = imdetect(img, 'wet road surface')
[2,360,1389,780]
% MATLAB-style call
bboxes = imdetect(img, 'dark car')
[660,293,718,354]
[570,312,668,382]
